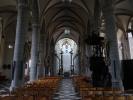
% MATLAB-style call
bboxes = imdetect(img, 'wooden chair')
[96,87,104,91]
[0,96,17,100]
[23,96,33,100]
[103,95,114,100]
[103,90,113,96]
[114,95,126,100]
[37,96,48,100]
[83,96,93,100]
[94,90,103,96]
[93,95,103,100]
[113,90,123,95]
[126,95,133,100]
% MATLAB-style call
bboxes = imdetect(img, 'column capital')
[103,7,114,16]
[32,24,40,28]
[101,0,114,14]
[18,3,28,9]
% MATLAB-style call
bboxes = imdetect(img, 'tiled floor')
[53,78,81,100]
[0,80,10,95]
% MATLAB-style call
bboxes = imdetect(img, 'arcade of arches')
[0,0,133,99]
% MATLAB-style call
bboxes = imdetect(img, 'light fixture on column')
[30,11,32,16]
[100,32,105,37]
[8,44,13,49]
[64,28,70,35]
[69,0,72,2]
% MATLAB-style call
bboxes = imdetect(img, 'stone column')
[102,0,123,89]
[94,0,101,34]
[59,51,63,75]
[37,35,45,79]
[85,45,92,77]
[81,40,86,75]
[53,54,57,75]
[50,40,55,76]
[70,51,73,74]
[42,35,47,76]
[10,0,29,90]
[73,56,75,73]
[78,40,82,75]
[30,24,39,81]
[30,0,39,81]
[55,54,60,75]
[44,38,50,76]
[121,35,131,60]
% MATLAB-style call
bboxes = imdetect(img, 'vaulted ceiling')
[39,0,95,43]
[0,0,133,45]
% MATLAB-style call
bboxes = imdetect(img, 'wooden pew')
[3,76,62,100]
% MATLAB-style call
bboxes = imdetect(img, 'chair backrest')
[84,96,93,100]
[103,96,113,100]
[114,95,126,100]
[126,95,133,100]
[93,95,103,100]
[0,96,16,100]
[103,90,113,95]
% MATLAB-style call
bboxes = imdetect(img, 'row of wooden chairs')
[83,95,133,100]
[0,95,46,100]
[0,76,62,100]
[72,76,133,100]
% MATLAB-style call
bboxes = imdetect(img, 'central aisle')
[53,78,81,100]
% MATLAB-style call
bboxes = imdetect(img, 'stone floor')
[53,78,81,100]
[0,80,10,95]
[0,78,82,100]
